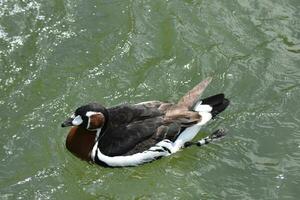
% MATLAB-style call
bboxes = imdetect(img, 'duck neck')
[66,126,97,161]
[92,128,102,142]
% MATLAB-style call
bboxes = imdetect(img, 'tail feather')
[201,93,224,106]
[211,98,229,117]
[200,93,229,118]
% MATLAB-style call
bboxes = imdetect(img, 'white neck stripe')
[86,111,102,129]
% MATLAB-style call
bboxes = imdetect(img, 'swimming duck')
[61,77,229,167]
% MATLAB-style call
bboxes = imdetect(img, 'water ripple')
[1,0,300,199]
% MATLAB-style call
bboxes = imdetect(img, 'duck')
[61,77,229,167]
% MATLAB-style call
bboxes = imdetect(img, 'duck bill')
[61,117,74,127]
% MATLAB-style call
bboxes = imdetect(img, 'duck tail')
[177,77,212,109]
[194,93,230,118]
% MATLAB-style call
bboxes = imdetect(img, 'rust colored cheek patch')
[89,113,105,129]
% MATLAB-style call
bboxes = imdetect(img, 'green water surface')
[0,0,299,199]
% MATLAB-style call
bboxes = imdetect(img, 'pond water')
[0,0,299,199]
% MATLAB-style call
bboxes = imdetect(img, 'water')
[0,0,299,199]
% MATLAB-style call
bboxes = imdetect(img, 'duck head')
[61,103,108,131]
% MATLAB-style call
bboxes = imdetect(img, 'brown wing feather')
[177,77,212,109]
[101,78,212,156]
